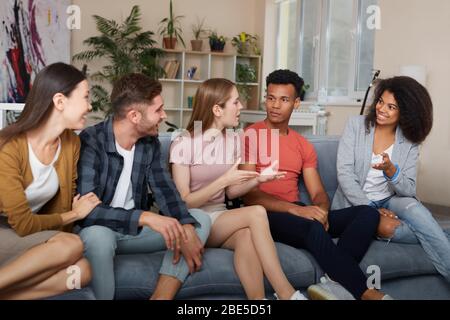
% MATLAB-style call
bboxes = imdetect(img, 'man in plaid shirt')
[76,73,211,300]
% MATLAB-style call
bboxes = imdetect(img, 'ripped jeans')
[370,196,450,282]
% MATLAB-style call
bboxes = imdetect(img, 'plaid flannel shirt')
[76,117,197,235]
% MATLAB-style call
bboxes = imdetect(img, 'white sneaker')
[382,294,394,300]
[290,290,308,300]
[274,290,308,300]
[307,275,355,300]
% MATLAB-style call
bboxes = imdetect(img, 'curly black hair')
[365,76,433,144]
[266,69,305,98]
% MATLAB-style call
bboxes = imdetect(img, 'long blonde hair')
[186,78,235,133]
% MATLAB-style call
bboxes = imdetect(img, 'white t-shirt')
[110,141,135,210]
[363,144,395,201]
[24,139,61,213]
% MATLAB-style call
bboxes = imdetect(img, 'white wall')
[373,0,450,206]
[71,0,264,60]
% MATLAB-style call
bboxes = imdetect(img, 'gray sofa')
[51,134,450,300]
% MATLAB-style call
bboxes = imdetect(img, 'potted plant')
[158,0,185,49]
[236,63,257,108]
[231,32,260,55]
[72,5,165,114]
[208,31,227,52]
[191,17,207,51]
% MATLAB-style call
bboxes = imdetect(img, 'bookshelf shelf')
[184,79,204,84]
[159,79,183,83]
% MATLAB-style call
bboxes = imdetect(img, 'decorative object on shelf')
[236,63,257,108]
[300,83,310,101]
[186,66,198,80]
[208,31,227,52]
[73,5,165,114]
[187,96,194,108]
[163,60,181,79]
[231,32,260,55]
[191,17,207,52]
[158,0,185,49]
[165,120,179,132]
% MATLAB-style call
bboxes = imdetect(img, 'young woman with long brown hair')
[0,62,100,299]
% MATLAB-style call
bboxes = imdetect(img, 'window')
[275,0,377,102]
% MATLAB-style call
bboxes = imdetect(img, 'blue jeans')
[371,196,450,282]
[78,209,211,300]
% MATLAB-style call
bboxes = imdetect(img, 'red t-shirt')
[243,121,317,202]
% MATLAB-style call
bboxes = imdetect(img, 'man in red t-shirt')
[240,69,390,300]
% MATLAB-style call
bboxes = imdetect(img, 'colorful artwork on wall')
[0,0,70,103]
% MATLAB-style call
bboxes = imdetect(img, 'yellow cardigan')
[0,130,80,236]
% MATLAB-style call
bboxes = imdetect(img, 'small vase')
[163,37,177,50]
[209,39,226,52]
[237,42,250,55]
[191,39,203,51]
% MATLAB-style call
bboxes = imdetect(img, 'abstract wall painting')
[0,0,71,103]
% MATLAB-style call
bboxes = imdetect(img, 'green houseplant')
[191,17,207,51]
[231,32,260,55]
[236,63,257,108]
[72,5,165,114]
[208,31,227,52]
[158,0,185,49]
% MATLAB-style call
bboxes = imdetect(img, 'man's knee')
[79,225,117,254]
[377,215,401,239]
[188,209,212,242]
[307,219,327,236]
[189,209,212,230]
[355,205,380,225]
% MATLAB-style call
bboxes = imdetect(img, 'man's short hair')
[266,69,304,98]
[111,73,162,119]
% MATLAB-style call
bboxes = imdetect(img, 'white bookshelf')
[159,49,262,132]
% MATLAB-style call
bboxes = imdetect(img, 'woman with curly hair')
[332,76,450,283]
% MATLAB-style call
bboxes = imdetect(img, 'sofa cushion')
[298,135,340,205]
[360,240,438,281]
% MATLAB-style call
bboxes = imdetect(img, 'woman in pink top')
[170,78,305,300]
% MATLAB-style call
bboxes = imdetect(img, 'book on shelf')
[163,60,180,79]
